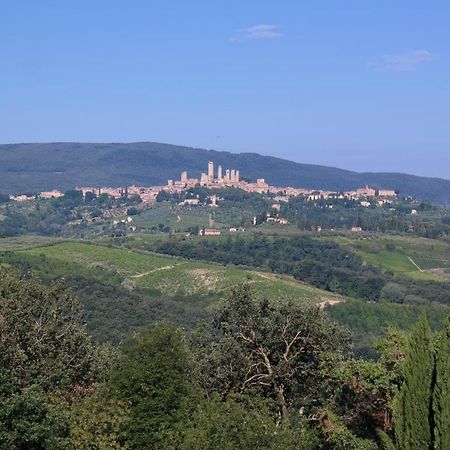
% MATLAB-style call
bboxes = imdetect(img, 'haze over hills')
[1,142,450,203]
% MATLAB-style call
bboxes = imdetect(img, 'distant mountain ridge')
[1,142,449,203]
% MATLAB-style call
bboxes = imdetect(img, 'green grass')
[133,202,262,231]
[134,204,223,230]
[17,241,344,305]
[23,242,174,277]
[0,235,63,251]
[325,234,450,281]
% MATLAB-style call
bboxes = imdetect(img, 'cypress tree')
[433,315,450,450]
[394,313,434,450]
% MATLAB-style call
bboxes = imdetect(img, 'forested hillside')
[2,270,450,449]
[2,142,450,203]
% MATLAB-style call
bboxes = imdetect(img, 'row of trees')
[1,267,450,448]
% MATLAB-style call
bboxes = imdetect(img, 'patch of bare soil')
[318,299,342,309]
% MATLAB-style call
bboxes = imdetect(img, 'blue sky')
[1,1,449,178]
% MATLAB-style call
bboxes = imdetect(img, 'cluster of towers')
[170,161,241,188]
[203,160,240,185]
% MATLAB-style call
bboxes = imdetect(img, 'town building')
[208,161,214,182]
[40,190,64,199]
[378,189,397,197]
[199,229,221,236]
[357,186,376,197]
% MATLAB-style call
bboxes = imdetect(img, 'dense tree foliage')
[108,323,194,449]
[3,264,450,449]
[203,285,350,415]
[0,268,118,448]
[0,269,95,390]
[393,315,434,449]
[392,315,450,449]
[433,316,450,450]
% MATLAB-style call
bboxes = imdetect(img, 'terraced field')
[18,241,344,304]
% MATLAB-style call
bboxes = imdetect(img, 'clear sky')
[1,1,449,178]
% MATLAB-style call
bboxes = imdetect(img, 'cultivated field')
[18,241,344,304]
[328,234,450,281]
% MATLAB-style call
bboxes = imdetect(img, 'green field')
[134,202,263,231]
[134,204,215,229]
[327,234,450,281]
[0,235,64,251]
[17,241,344,305]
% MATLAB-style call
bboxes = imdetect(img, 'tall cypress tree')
[433,315,450,450]
[394,314,434,450]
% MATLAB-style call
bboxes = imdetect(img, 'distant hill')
[1,142,450,203]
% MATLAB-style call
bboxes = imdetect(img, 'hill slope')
[0,240,343,342]
[1,142,450,203]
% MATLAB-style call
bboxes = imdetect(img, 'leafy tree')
[333,360,395,441]
[0,269,95,391]
[108,323,194,449]
[393,314,434,449]
[67,388,129,450]
[374,328,408,386]
[196,284,350,417]
[0,370,71,450]
[167,395,320,450]
[381,282,407,304]
[433,314,450,450]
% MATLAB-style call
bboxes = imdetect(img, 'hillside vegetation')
[329,234,450,281]
[0,241,344,343]
[2,142,450,202]
[2,260,450,449]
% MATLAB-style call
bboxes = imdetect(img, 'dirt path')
[131,265,176,278]
[408,256,423,272]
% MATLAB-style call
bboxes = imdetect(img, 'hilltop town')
[10,160,398,206]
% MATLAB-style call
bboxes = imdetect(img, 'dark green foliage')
[393,314,434,449]
[66,387,129,450]
[167,395,320,450]
[108,323,193,449]
[329,300,447,358]
[0,373,71,450]
[0,269,114,449]
[1,251,212,344]
[380,282,407,303]
[194,285,350,416]
[433,315,450,450]
[0,269,95,391]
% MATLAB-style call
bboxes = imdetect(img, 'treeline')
[146,234,450,305]
[2,270,450,449]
